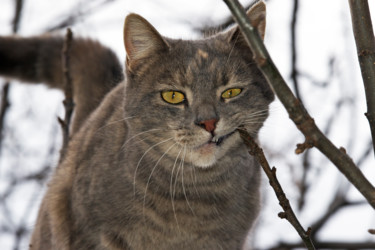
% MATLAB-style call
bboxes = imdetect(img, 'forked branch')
[223,0,375,208]
[238,129,315,250]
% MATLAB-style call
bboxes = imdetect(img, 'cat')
[0,1,274,249]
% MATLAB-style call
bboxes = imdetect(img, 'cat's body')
[0,1,273,249]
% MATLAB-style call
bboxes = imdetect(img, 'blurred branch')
[223,0,375,208]
[0,83,10,152]
[0,0,24,154]
[293,56,338,210]
[238,129,315,250]
[299,56,336,88]
[290,0,302,101]
[12,0,24,33]
[309,140,373,239]
[46,0,116,32]
[197,1,254,35]
[310,198,365,240]
[58,28,74,161]
[349,0,375,156]
[298,149,310,210]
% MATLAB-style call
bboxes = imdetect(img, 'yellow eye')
[221,88,242,99]
[161,91,185,104]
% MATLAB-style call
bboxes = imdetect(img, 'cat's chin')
[189,143,218,168]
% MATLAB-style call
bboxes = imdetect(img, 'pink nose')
[198,119,218,133]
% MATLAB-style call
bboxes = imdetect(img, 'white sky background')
[1,0,375,249]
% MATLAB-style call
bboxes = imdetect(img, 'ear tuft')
[123,14,169,71]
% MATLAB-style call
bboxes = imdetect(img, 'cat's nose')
[197,118,218,133]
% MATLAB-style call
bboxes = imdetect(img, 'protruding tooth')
[216,137,223,145]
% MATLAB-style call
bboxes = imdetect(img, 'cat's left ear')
[124,14,169,72]
[227,0,266,42]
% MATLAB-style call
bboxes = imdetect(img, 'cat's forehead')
[164,38,254,89]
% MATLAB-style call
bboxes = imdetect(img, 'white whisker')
[143,141,178,216]
[240,121,266,125]
[122,128,162,150]
[189,150,200,198]
[170,146,183,232]
[181,145,195,215]
[95,116,136,134]
[245,112,269,119]
[133,137,173,196]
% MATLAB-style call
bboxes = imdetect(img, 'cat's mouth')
[208,131,236,146]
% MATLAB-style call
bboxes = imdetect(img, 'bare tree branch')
[238,129,316,250]
[348,0,375,157]
[222,0,375,208]
[58,28,75,161]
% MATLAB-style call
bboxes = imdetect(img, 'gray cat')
[0,1,274,249]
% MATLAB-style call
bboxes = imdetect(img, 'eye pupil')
[172,92,175,99]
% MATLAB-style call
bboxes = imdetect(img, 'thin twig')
[238,129,315,250]
[222,0,375,208]
[348,0,375,157]
[58,28,75,162]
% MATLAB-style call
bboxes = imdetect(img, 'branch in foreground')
[238,129,315,250]
[58,28,75,162]
[223,0,375,208]
[348,0,375,157]
[270,241,375,250]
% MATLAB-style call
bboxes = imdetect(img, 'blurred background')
[0,0,375,249]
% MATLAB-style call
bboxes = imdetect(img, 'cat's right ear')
[226,1,266,44]
[124,14,169,72]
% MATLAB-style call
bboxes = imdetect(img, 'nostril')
[197,119,218,133]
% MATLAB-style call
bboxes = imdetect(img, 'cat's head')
[122,1,274,168]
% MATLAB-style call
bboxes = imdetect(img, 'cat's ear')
[124,14,169,71]
[227,1,266,43]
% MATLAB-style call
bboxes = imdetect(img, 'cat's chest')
[123,213,247,250]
